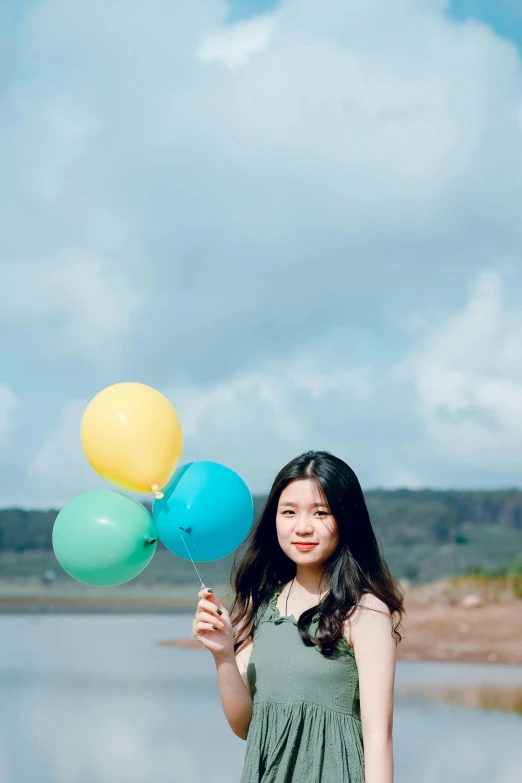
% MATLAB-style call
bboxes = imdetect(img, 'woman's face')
[276,479,339,567]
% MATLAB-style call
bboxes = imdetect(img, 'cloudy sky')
[1,0,522,508]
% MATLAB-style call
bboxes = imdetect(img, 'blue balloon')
[152,461,254,562]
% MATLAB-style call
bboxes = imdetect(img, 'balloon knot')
[151,484,164,499]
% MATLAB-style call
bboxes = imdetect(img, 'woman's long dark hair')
[229,450,405,658]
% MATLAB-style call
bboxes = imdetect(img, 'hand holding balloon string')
[192,586,234,657]
[175,523,239,657]
[179,525,232,655]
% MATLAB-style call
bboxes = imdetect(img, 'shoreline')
[1,575,521,667]
[2,596,519,666]
[156,599,522,666]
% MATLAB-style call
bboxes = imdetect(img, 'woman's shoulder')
[356,592,392,616]
[343,593,393,649]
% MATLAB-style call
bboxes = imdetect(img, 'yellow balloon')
[80,383,183,497]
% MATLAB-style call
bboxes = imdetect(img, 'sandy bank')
[159,579,522,665]
[158,602,522,665]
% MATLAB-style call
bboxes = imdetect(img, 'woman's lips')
[293,543,318,550]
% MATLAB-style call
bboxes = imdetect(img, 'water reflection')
[396,685,522,716]
[0,615,521,783]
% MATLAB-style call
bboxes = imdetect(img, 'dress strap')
[254,586,294,627]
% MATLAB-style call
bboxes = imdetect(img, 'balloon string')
[179,527,205,589]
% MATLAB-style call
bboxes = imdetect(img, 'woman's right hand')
[192,587,235,658]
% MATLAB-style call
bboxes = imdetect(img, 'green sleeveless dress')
[240,586,365,783]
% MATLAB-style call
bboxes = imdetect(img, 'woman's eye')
[282,510,328,516]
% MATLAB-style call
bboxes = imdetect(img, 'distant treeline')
[1,488,522,551]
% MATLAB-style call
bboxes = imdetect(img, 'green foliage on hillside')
[1,489,521,586]
[462,555,522,579]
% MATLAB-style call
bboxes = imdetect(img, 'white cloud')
[1,251,141,369]
[197,15,275,69]
[173,353,373,435]
[28,398,107,506]
[166,352,377,492]
[2,1,522,501]
[17,261,522,503]
[395,266,522,469]
[3,0,522,384]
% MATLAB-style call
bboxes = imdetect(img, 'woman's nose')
[294,517,315,531]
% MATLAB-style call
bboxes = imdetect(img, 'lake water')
[1,615,521,783]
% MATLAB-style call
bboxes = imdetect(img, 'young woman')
[192,450,405,782]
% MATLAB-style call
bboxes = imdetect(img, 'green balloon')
[52,489,157,586]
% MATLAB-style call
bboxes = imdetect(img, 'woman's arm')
[214,638,254,740]
[348,593,396,783]
[194,588,254,740]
